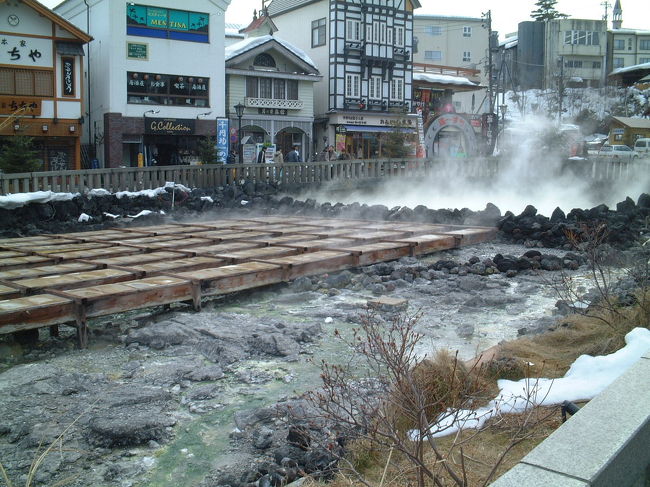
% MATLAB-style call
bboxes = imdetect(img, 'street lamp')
[234,102,245,163]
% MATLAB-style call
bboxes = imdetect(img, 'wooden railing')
[0,157,645,196]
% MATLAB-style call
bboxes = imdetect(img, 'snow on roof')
[609,61,650,76]
[225,23,245,38]
[225,35,318,72]
[611,28,650,35]
[413,72,478,87]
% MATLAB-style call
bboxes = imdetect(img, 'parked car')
[633,138,650,156]
[597,144,639,161]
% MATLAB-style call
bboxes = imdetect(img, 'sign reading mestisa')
[145,118,195,135]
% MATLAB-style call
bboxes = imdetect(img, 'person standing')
[286,145,301,162]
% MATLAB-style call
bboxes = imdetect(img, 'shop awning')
[344,124,415,133]
[56,42,85,56]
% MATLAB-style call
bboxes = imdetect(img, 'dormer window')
[253,53,276,68]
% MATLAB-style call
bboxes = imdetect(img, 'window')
[593,61,601,69]
[614,39,625,50]
[395,26,404,47]
[287,80,298,100]
[369,75,382,100]
[564,59,583,68]
[126,4,210,43]
[366,24,372,42]
[373,21,380,43]
[640,57,650,64]
[564,30,600,46]
[463,26,472,37]
[380,23,387,44]
[312,18,326,47]
[253,53,275,68]
[387,27,393,45]
[273,79,285,99]
[628,38,632,50]
[613,57,624,69]
[345,73,360,98]
[259,78,272,99]
[390,78,404,101]
[246,77,258,97]
[424,50,442,61]
[127,71,209,107]
[640,40,650,50]
[0,68,53,97]
[425,25,442,36]
[346,20,360,41]
[463,51,471,62]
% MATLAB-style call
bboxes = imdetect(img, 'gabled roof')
[611,117,650,129]
[268,0,420,17]
[239,12,278,35]
[225,35,319,74]
[21,0,92,43]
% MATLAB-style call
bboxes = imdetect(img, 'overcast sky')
[43,0,648,40]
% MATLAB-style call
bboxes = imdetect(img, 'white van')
[633,138,650,155]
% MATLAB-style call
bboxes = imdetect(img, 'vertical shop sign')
[216,118,229,163]
[62,57,75,96]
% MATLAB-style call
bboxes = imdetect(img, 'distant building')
[268,0,421,160]
[413,15,488,113]
[55,0,231,168]
[606,2,650,75]
[225,10,322,161]
[0,0,91,170]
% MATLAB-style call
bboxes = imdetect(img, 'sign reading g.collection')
[145,118,195,135]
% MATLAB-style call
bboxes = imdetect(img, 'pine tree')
[0,136,42,173]
[531,0,568,21]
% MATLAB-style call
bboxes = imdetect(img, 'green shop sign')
[127,42,148,60]
[127,4,209,33]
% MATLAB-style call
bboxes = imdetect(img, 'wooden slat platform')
[112,256,225,277]
[0,262,101,281]
[0,217,496,347]
[53,276,196,319]
[173,262,284,297]
[10,268,137,294]
[0,294,77,334]
[256,250,356,280]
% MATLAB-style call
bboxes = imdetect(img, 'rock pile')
[498,194,650,249]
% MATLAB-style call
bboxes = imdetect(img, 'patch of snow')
[241,200,249,206]
[201,196,214,203]
[413,72,477,87]
[0,191,79,210]
[78,213,92,222]
[225,35,318,73]
[324,317,333,324]
[103,212,119,219]
[410,327,650,439]
[128,210,153,218]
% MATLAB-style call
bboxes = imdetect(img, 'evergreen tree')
[197,136,217,164]
[0,136,42,173]
[382,126,411,158]
[531,0,568,21]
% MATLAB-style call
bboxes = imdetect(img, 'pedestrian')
[256,146,266,164]
[226,149,237,164]
[273,149,284,164]
[286,145,301,162]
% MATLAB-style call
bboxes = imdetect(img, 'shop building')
[268,0,421,160]
[226,11,321,162]
[0,0,91,170]
[55,0,230,168]
[607,116,650,147]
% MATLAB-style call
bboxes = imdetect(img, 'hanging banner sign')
[145,118,195,135]
[62,57,75,96]
[216,118,229,163]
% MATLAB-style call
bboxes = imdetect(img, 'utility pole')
[601,1,611,24]
[558,55,564,126]
[482,10,494,114]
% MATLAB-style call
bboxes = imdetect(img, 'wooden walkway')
[0,217,497,347]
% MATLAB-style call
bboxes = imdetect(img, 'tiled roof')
[267,0,320,17]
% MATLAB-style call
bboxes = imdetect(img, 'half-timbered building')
[268,0,421,160]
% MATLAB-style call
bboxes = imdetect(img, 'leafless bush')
[295,310,556,487]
